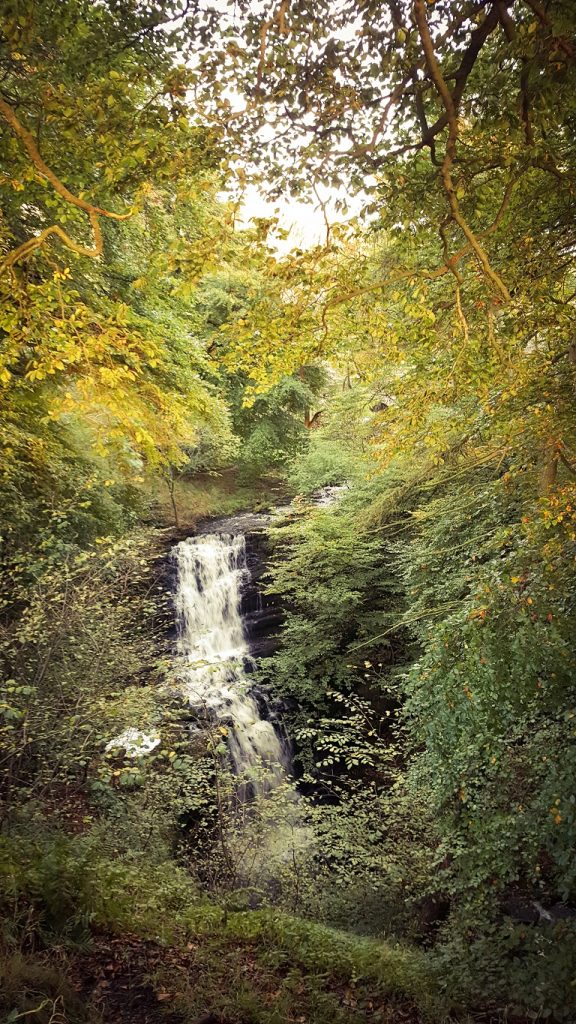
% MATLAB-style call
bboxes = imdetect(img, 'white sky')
[238,185,326,251]
[184,2,371,253]
[237,182,368,254]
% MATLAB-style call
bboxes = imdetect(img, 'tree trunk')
[167,469,179,528]
[539,443,558,495]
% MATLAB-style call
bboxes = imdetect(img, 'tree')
[182,3,576,493]
[0,0,239,558]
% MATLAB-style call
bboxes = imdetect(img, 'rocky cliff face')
[241,528,284,659]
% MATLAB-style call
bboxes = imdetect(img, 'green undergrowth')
[0,831,448,1024]
[180,909,445,1017]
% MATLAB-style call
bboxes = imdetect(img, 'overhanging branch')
[0,96,133,275]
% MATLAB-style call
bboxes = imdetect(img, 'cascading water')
[173,531,290,794]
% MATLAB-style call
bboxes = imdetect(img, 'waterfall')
[173,531,290,794]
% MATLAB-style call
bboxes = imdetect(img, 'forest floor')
[7,928,426,1024]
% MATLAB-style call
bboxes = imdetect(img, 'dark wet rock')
[241,527,284,659]
[502,896,576,925]
[196,511,274,536]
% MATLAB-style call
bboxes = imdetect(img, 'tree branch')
[410,4,501,154]
[0,95,133,274]
[256,1,290,95]
[413,0,511,302]
[329,173,518,307]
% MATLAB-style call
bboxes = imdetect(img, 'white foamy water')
[173,532,290,793]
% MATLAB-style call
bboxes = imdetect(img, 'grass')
[148,468,291,533]
[0,829,452,1024]
[176,906,448,1021]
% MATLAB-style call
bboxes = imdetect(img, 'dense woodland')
[1,1,576,1021]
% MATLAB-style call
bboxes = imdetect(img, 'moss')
[177,906,447,1020]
